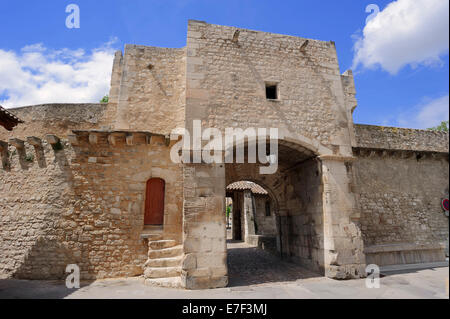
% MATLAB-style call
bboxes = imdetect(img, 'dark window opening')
[265,201,271,216]
[266,84,278,100]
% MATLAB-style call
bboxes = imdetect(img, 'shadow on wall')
[1,138,150,281]
[1,142,88,281]
[11,237,77,281]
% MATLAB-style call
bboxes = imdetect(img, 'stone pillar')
[181,163,228,289]
[320,156,366,279]
[243,190,256,243]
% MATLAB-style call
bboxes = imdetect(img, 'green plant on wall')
[427,121,449,132]
[100,95,109,103]
[25,153,34,162]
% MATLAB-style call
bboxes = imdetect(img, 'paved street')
[0,241,448,299]
[227,240,319,287]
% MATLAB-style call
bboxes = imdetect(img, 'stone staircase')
[143,233,183,288]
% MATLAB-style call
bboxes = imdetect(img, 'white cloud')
[397,94,449,129]
[0,39,117,108]
[352,0,449,74]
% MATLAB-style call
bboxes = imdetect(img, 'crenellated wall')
[0,132,183,280]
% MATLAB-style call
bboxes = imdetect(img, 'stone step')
[144,277,182,289]
[149,239,177,250]
[148,245,183,259]
[144,266,181,279]
[144,255,183,268]
[140,233,163,241]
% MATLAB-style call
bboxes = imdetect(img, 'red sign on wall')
[442,198,449,212]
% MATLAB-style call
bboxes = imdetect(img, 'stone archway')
[224,180,319,286]
[223,141,326,274]
[181,137,366,289]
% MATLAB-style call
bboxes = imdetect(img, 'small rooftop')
[0,106,23,131]
[227,181,268,195]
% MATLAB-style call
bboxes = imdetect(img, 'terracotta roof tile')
[226,181,268,195]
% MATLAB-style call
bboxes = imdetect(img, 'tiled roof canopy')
[0,106,23,131]
[226,181,268,195]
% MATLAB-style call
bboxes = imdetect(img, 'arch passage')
[144,178,165,225]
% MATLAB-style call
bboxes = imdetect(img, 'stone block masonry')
[182,163,228,289]
[113,45,186,132]
[353,126,449,265]
[0,132,183,280]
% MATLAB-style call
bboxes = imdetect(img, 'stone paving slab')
[0,267,448,299]
[1,242,448,299]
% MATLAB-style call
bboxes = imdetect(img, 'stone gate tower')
[0,20,447,290]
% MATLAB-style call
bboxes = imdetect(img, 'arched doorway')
[181,137,366,289]
[225,179,319,286]
[144,178,165,225]
[226,181,277,244]
[221,139,326,286]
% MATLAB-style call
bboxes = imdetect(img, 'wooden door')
[144,178,165,225]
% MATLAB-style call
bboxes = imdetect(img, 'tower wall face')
[113,45,186,133]
[185,20,354,156]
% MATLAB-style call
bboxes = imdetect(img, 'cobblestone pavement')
[227,240,319,287]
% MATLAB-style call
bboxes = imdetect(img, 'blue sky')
[0,0,448,128]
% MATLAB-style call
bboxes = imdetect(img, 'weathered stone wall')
[355,124,449,153]
[0,134,183,280]
[283,158,325,273]
[353,125,449,265]
[0,141,78,279]
[253,195,277,236]
[0,104,108,140]
[353,152,449,263]
[182,163,228,289]
[114,45,186,133]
